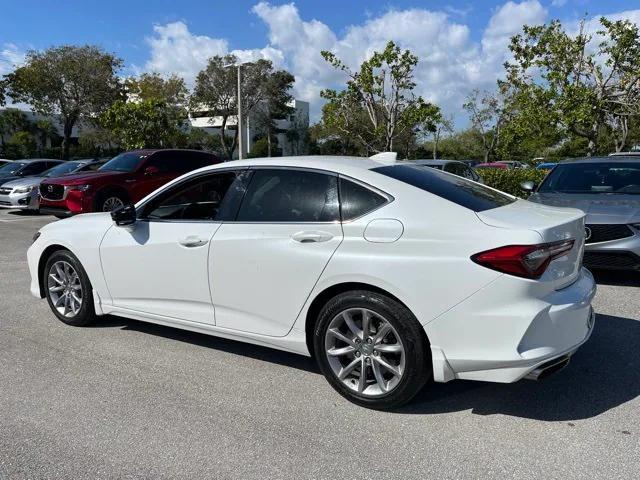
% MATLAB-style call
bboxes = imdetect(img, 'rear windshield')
[538,162,640,194]
[99,153,146,172]
[373,164,514,212]
[0,162,27,174]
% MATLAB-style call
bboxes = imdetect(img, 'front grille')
[0,187,12,195]
[585,224,634,244]
[40,183,65,201]
[583,251,640,271]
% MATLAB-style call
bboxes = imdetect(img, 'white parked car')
[28,155,596,409]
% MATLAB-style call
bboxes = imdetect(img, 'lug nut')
[366,338,373,344]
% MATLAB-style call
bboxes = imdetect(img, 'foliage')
[4,131,37,159]
[100,99,186,150]
[320,41,440,153]
[184,128,224,154]
[463,89,511,162]
[125,72,188,105]
[479,168,548,197]
[504,17,640,155]
[3,45,123,159]
[191,55,294,159]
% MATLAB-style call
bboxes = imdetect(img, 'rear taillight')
[471,240,574,279]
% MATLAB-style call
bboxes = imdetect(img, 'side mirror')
[144,166,159,176]
[111,204,136,226]
[520,181,536,192]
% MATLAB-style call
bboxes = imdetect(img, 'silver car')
[526,157,640,271]
[0,160,104,212]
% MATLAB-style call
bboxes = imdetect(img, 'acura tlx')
[28,153,596,409]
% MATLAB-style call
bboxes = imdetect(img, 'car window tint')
[146,152,214,174]
[373,164,514,212]
[144,171,241,221]
[21,162,50,175]
[236,169,339,222]
[339,178,388,220]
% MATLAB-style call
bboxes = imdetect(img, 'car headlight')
[68,184,91,192]
[14,185,34,194]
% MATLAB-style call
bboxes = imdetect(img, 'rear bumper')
[427,267,597,383]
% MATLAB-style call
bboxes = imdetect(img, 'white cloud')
[551,0,567,7]
[140,1,640,124]
[0,43,26,76]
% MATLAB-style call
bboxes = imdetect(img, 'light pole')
[236,64,244,160]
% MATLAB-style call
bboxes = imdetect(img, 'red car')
[39,149,219,217]
[475,162,510,170]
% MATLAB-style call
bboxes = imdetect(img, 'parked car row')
[0,150,220,216]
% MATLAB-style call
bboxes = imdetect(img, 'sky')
[1,0,640,125]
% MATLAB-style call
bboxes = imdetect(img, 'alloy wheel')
[47,261,83,318]
[324,308,406,397]
[102,196,124,212]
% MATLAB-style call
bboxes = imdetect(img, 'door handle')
[179,235,209,248]
[291,231,334,243]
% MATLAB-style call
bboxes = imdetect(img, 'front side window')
[236,169,339,222]
[142,171,244,221]
[373,164,514,212]
[538,162,640,194]
[339,178,388,221]
[99,153,146,172]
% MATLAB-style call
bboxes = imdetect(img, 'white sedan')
[28,154,596,409]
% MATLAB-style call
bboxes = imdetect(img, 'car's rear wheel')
[44,250,96,326]
[313,290,431,409]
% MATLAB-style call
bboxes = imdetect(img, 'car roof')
[13,158,61,163]
[559,156,640,164]
[205,155,387,175]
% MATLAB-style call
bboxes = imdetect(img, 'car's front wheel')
[313,290,431,409]
[44,250,96,326]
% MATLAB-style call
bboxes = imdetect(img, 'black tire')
[43,250,96,326]
[313,290,431,409]
[95,190,129,212]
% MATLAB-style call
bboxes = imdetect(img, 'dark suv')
[39,149,219,216]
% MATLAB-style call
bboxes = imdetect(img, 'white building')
[188,99,309,158]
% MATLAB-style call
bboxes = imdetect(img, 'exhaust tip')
[525,355,571,381]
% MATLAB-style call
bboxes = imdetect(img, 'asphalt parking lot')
[0,208,638,480]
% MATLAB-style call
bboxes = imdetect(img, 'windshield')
[99,153,145,173]
[373,164,514,212]
[0,162,27,174]
[539,162,640,194]
[43,161,84,177]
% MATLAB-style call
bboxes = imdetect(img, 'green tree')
[320,41,440,153]
[463,89,512,162]
[505,17,640,155]
[0,108,30,149]
[125,72,188,105]
[191,55,293,159]
[3,45,123,159]
[100,99,185,150]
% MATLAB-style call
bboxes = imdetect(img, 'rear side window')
[21,162,51,175]
[373,164,514,212]
[339,178,388,220]
[147,152,215,174]
[236,169,339,222]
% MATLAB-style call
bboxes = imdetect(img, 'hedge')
[478,168,548,198]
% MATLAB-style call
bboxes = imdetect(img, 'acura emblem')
[584,227,592,241]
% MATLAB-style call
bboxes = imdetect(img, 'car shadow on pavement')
[100,315,319,374]
[402,313,640,420]
[591,269,639,287]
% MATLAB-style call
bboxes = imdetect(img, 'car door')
[209,167,344,337]
[100,169,247,324]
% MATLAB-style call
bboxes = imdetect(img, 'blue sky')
[1,0,639,123]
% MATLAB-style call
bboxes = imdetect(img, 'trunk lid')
[477,199,586,289]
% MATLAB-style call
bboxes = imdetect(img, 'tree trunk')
[483,150,489,162]
[432,131,439,160]
[61,117,75,160]
[267,131,272,157]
